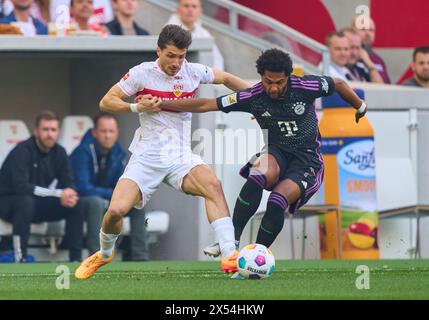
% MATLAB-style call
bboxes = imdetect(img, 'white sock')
[211,217,236,259]
[99,229,119,260]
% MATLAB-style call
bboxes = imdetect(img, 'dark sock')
[233,169,266,242]
[256,192,288,247]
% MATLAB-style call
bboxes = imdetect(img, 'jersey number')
[278,121,298,136]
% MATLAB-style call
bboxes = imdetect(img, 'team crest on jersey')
[221,93,237,107]
[293,102,306,115]
[173,84,184,97]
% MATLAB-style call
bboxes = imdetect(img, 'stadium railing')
[379,205,429,259]
[146,0,329,75]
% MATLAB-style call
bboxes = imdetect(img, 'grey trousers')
[80,196,150,260]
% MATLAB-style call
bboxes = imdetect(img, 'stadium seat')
[58,115,93,155]
[0,120,30,167]
[0,219,48,236]
[121,211,170,244]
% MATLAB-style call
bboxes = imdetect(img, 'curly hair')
[256,49,293,76]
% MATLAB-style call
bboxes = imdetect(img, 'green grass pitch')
[1,259,429,299]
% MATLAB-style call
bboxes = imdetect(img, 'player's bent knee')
[204,177,224,200]
[106,205,129,222]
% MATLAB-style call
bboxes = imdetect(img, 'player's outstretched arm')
[212,69,251,91]
[161,98,218,113]
[100,85,162,113]
[333,77,367,123]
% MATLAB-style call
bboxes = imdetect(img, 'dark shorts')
[240,145,324,214]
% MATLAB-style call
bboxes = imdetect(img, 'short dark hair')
[325,30,346,47]
[35,110,60,128]
[93,112,119,129]
[256,48,293,76]
[413,46,429,62]
[157,24,192,50]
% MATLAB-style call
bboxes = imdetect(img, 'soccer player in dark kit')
[147,48,367,261]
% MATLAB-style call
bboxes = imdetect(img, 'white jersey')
[118,60,215,160]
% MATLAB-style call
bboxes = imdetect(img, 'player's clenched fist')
[355,101,368,123]
[132,94,162,113]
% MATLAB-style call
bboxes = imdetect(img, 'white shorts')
[119,152,206,209]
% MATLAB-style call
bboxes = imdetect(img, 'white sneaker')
[203,242,221,257]
[203,241,240,258]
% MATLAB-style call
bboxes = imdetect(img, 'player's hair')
[157,24,192,50]
[413,46,429,62]
[255,48,293,76]
[325,30,346,47]
[35,110,60,128]
[93,112,119,129]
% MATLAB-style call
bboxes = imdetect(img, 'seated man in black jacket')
[105,0,149,36]
[0,111,84,262]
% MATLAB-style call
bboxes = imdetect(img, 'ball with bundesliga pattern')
[237,243,275,279]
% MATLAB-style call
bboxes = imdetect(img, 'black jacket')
[0,136,74,197]
[105,17,150,36]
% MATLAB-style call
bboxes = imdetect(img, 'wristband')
[357,102,367,114]
[130,103,139,113]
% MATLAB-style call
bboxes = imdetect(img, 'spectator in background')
[324,31,353,81]
[403,46,429,88]
[50,0,113,25]
[70,0,107,36]
[2,0,50,24]
[167,0,225,70]
[0,111,84,262]
[0,0,47,35]
[353,15,391,84]
[70,113,149,261]
[342,27,384,83]
[105,0,149,36]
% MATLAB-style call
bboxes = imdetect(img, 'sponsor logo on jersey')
[221,93,237,107]
[293,102,306,115]
[321,78,329,94]
[262,111,272,117]
[173,84,184,97]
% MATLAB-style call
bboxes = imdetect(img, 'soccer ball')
[237,243,275,279]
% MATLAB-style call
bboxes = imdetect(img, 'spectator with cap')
[403,46,429,88]
[105,0,149,36]
[166,0,225,70]
[70,112,150,261]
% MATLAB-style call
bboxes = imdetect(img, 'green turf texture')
[1,259,429,299]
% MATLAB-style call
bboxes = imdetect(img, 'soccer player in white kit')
[75,25,251,279]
